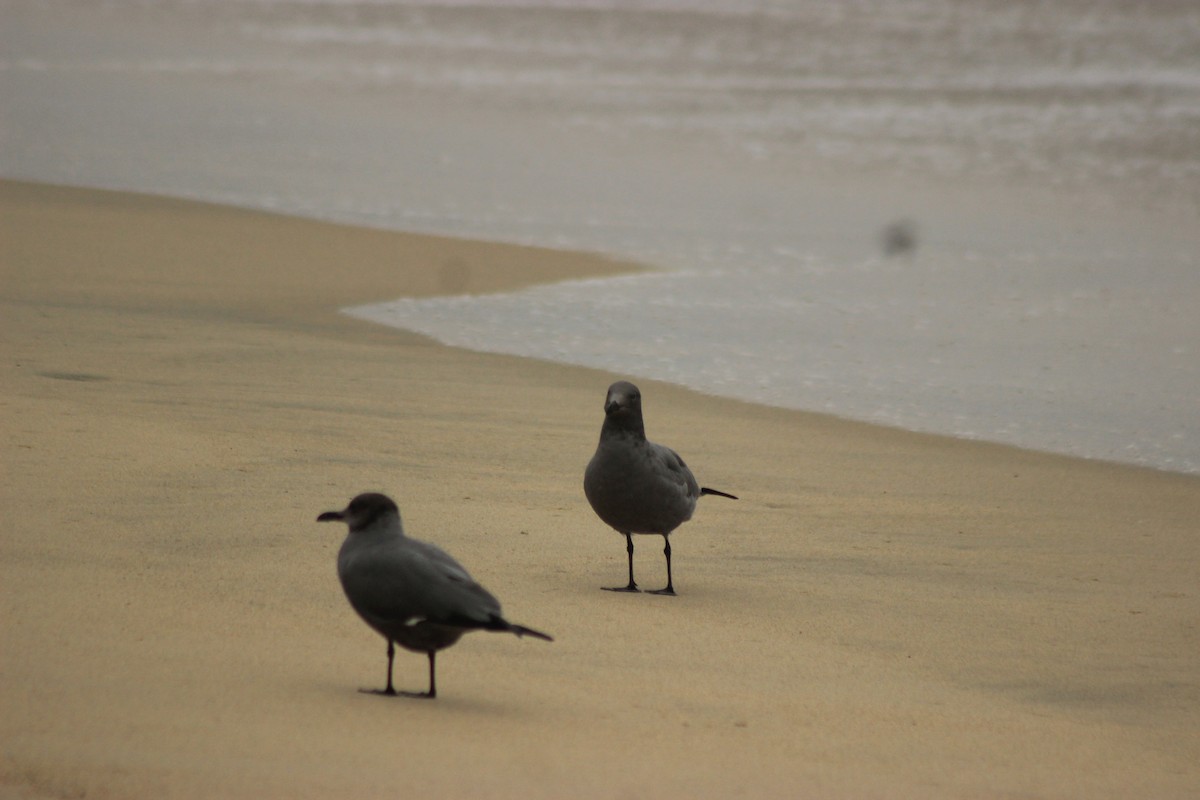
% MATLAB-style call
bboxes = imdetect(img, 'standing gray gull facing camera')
[584,381,737,595]
[317,492,552,699]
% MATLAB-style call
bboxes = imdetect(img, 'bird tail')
[509,623,554,642]
[701,487,738,500]
[485,616,554,642]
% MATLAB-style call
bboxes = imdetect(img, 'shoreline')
[12,177,1194,478]
[2,179,1198,798]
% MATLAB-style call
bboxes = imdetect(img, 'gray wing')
[340,538,502,632]
[648,441,701,504]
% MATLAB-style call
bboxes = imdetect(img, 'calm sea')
[3,0,1198,472]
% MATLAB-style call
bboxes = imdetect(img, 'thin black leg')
[359,639,399,696]
[647,535,676,595]
[603,532,640,592]
[359,641,436,699]
[385,639,397,694]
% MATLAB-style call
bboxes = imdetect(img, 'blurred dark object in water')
[881,219,918,257]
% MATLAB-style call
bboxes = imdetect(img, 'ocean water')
[3,0,1198,473]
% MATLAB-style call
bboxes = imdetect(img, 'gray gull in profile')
[318,492,552,698]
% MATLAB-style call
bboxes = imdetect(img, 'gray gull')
[583,381,737,595]
[317,492,552,698]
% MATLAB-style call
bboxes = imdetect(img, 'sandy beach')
[2,179,1198,798]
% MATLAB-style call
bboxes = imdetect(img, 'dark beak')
[604,400,621,415]
[316,510,344,523]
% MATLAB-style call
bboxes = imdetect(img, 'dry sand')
[2,179,1197,798]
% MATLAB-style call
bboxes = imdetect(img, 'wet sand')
[2,180,1197,798]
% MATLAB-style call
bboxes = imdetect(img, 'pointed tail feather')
[482,615,553,642]
[509,623,554,642]
[701,487,738,500]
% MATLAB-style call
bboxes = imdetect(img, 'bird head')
[317,492,400,533]
[604,381,642,418]
[601,381,646,437]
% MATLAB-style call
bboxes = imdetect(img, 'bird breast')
[585,438,698,534]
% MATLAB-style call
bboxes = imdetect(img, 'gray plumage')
[583,381,737,595]
[317,492,552,698]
